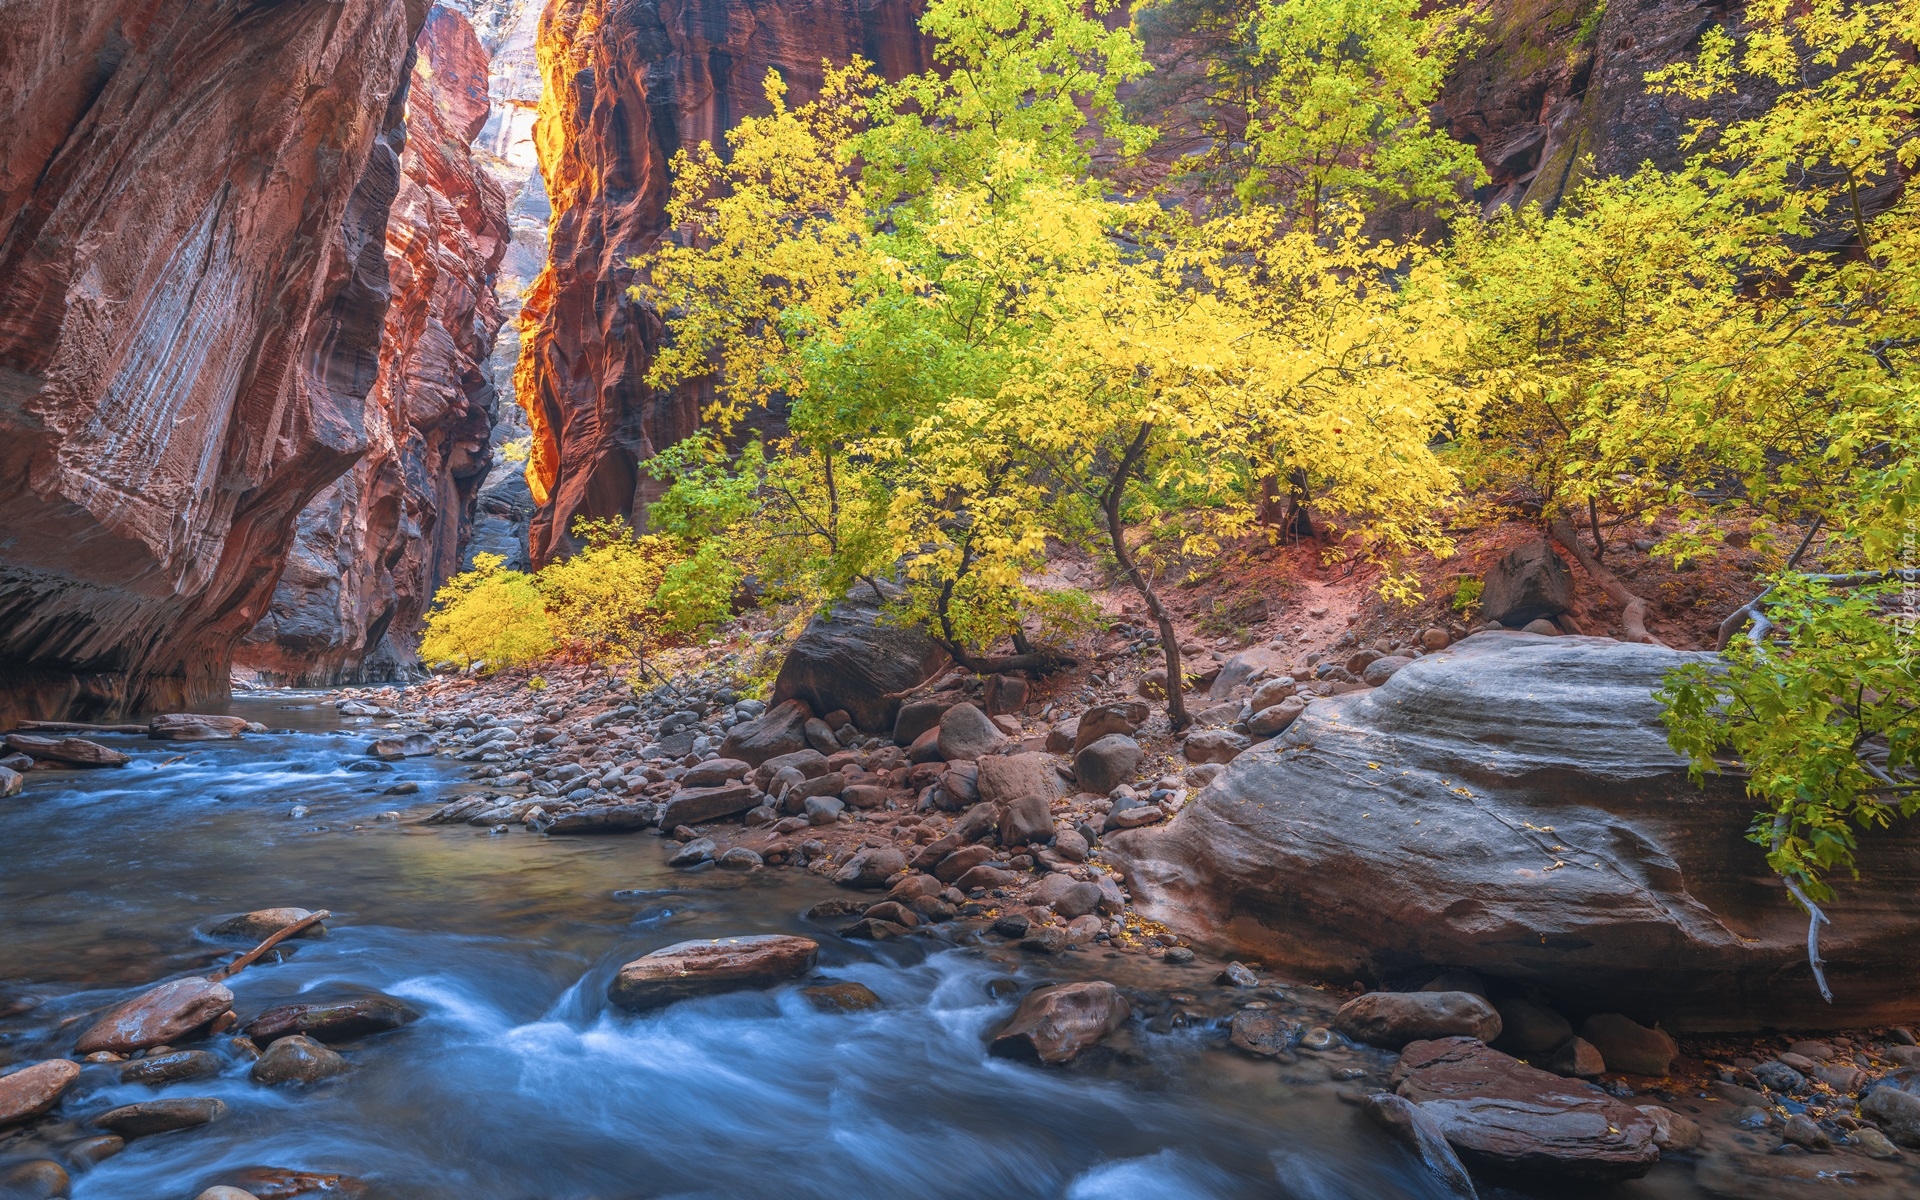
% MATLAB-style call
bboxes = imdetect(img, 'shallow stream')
[1,696,1713,1199]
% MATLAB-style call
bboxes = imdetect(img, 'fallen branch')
[209,910,330,982]
[16,720,147,734]
[1718,518,1823,650]
[1548,519,1667,646]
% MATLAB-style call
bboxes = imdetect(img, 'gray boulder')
[770,588,949,732]
[1480,540,1573,626]
[1181,729,1249,765]
[720,700,814,766]
[936,704,1006,762]
[1106,634,1920,1030]
[975,752,1062,807]
[1074,734,1141,794]
[1072,702,1149,753]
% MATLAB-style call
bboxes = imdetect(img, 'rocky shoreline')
[292,610,1919,1195]
[6,597,1920,1196]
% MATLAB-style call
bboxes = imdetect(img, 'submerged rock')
[0,1059,81,1127]
[244,995,419,1044]
[250,1034,349,1085]
[210,908,325,940]
[93,1097,227,1137]
[607,935,819,1010]
[119,1049,222,1086]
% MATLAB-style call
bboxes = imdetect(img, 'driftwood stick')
[209,910,330,982]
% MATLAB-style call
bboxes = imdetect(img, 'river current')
[0,696,1712,1199]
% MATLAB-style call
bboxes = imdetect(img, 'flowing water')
[0,697,1711,1200]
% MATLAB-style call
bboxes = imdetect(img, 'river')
[1,696,1716,1199]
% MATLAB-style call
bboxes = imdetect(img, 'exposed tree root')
[1548,518,1667,646]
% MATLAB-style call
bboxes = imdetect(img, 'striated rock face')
[1436,0,1769,215]
[235,6,510,685]
[1107,635,1920,1032]
[0,0,432,722]
[516,0,933,564]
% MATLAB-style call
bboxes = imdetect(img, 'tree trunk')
[1548,518,1666,646]
[1104,424,1190,729]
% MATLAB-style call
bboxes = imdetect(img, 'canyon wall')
[234,7,511,686]
[0,0,432,722]
[1437,0,1763,215]
[515,0,934,565]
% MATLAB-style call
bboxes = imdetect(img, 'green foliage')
[419,520,734,675]
[537,518,683,667]
[1660,578,1920,901]
[1450,576,1482,614]
[1132,0,1486,224]
[1644,0,1920,908]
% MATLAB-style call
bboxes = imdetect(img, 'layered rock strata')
[235,6,510,685]
[1107,634,1920,1031]
[0,0,433,721]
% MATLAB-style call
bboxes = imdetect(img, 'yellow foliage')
[420,554,555,671]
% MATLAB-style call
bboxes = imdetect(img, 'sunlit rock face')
[466,0,552,573]
[0,0,432,722]
[514,0,933,566]
[234,6,511,686]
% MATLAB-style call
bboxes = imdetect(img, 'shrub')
[420,554,555,670]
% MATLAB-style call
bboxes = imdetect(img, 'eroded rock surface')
[1108,634,1920,1030]
[236,6,509,686]
[0,0,433,723]
[514,0,933,562]
[1392,1037,1658,1183]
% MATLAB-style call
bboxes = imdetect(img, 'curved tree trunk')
[1104,423,1190,729]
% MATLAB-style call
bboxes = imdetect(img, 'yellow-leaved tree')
[419,554,555,670]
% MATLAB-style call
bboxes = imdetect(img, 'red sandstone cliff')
[235,7,511,686]
[514,0,933,565]
[0,0,432,722]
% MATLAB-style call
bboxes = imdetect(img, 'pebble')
[1161,946,1194,964]
[1300,1026,1336,1051]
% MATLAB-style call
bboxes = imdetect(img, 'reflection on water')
[0,695,1692,1199]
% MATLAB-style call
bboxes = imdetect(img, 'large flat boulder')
[770,589,948,733]
[1106,634,1920,1030]
[2,733,128,767]
[607,935,818,1010]
[1393,1037,1658,1184]
[75,976,233,1053]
